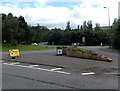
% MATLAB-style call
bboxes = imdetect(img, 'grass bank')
[1,44,55,51]
[108,47,120,51]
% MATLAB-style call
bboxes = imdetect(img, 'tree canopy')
[2,13,117,47]
[111,18,120,49]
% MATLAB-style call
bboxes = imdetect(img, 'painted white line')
[28,65,39,68]
[3,63,11,65]
[55,71,71,75]
[10,62,20,65]
[3,62,20,65]
[105,72,119,75]
[81,72,95,75]
[3,63,71,75]
[50,68,62,71]
[3,63,23,66]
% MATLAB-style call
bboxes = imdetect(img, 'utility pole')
[104,7,110,26]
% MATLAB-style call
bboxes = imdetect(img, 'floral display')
[56,47,112,62]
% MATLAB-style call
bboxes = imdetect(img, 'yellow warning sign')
[9,49,20,57]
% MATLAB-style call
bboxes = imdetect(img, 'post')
[104,7,110,26]
[108,7,110,26]
[82,37,85,46]
[118,3,120,57]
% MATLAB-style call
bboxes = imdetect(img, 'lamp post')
[104,7,110,26]
[104,7,111,48]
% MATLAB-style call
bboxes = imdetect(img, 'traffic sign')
[57,49,62,55]
[9,49,20,57]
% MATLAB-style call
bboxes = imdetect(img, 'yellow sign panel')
[9,49,20,57]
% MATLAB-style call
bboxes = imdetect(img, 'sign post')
[82,37,85,46]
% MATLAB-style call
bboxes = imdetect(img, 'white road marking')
[81,72,95,75]
[55,71,71,74]
[50,68,62,71]
[28,65,39,68]
[10,62,20,65]
[105,72,119,75]
[3,63,11,65]
[3,62,20,65]
[3,62,71,75]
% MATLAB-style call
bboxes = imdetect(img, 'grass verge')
[108,47,120,51]
[1,44,55,51]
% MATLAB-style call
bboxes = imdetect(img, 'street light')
[104,7,111,48]
[104,7,110,26]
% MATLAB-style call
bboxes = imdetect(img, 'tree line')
[1,13,120,49]
[110,18,120,49]
[2,13,49,45]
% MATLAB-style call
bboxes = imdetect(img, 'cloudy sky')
[0,0,119,29]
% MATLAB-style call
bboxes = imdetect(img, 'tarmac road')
[2,60,118,89]
[1,46,119,89]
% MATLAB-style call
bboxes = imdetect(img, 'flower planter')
[62,47,67,55]
[66,49,112,62]
[56,47,112,62]
[97,55,112,62]
[66,49,93,59]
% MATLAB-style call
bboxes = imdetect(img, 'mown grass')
[1,43,55,51]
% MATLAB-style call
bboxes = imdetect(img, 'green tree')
[87,21,93,31]
[1,13,6,21]
[77,25,80,30]
[111,18,120,49]
[80,25,83,31]
[83,21,87,31]
[2,13,19,45]
[95,23,101,31]
[18,16,31,44]
[65,21,71,31]
[30,24,49,43]
[47,28,63,45]
[82,21,93,31]
[95,31,110,46]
